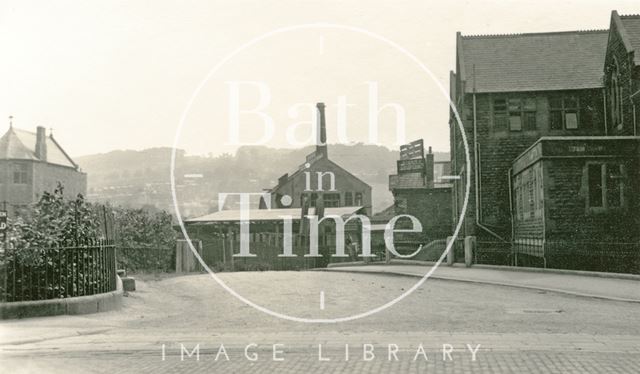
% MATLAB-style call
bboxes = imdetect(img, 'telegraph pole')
[2,115,12,299]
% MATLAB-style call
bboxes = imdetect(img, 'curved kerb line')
[170,23,471,323]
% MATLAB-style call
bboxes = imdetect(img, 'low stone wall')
[0,277,123,320]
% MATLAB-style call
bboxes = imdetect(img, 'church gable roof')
[0,127,78,169]
[617,13,640,65]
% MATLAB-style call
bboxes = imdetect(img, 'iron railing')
[543,239,640,274]
[475,237,640,273]
[1,239,117,302]
[475,240,512,265]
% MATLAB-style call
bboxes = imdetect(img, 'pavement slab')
[323,264,640,302]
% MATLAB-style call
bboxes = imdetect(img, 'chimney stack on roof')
[316,102,327,158]
[35,126,47,161]
[425,146,434,187]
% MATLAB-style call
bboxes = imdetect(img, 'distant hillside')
[76,144,449,218]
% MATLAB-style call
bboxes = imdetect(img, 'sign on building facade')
[399,139,424,160]
[0,210,7,242]
[397,158,426,174]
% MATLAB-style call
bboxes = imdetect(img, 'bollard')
[122,277,136,292]
[446,236,455,266]
[464,236,476,267]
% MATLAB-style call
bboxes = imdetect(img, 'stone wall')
[451,89,606,241]
[32,162,87,200]
[544,156,640,241]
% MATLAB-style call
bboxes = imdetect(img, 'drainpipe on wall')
[472,66,508,243]
[603,87,608,136]
[507,167,515,242]
[633,104,637,136]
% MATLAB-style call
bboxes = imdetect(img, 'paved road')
[1,271,640,373]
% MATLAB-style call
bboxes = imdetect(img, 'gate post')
[385,245,390,264]
[464,236,476,267]
[175,239,202,273]
[446,236,455,266]
[175,240,183,273]
[195,240,203,272]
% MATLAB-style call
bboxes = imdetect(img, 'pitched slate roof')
[458,30,609,93]
[619,14,640,65]
[0,127,78,169]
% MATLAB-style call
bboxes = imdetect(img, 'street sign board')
[397,158,426,174]
[0,210,7,241]
[400,139,424,160]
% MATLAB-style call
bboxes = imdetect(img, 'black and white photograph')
[1,1,640,373]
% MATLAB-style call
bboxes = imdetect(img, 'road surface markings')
[320,291,325,310]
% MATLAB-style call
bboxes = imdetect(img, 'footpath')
[323,261,640,302]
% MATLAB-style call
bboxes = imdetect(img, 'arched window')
[609,58,623,129]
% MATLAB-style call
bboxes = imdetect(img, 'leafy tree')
[2,184,104,301]
[112,207,176,272]
[6,184,101,265]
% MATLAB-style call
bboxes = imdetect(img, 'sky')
[1,0,639,157]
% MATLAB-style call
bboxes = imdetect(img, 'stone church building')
[0,125,86,215]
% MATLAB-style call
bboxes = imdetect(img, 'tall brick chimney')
[425,146,434,187]
[35,126,47,161]
[316,102,327,158]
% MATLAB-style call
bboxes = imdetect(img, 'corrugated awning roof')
[459,30,608,93]
[185,206,365,224]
